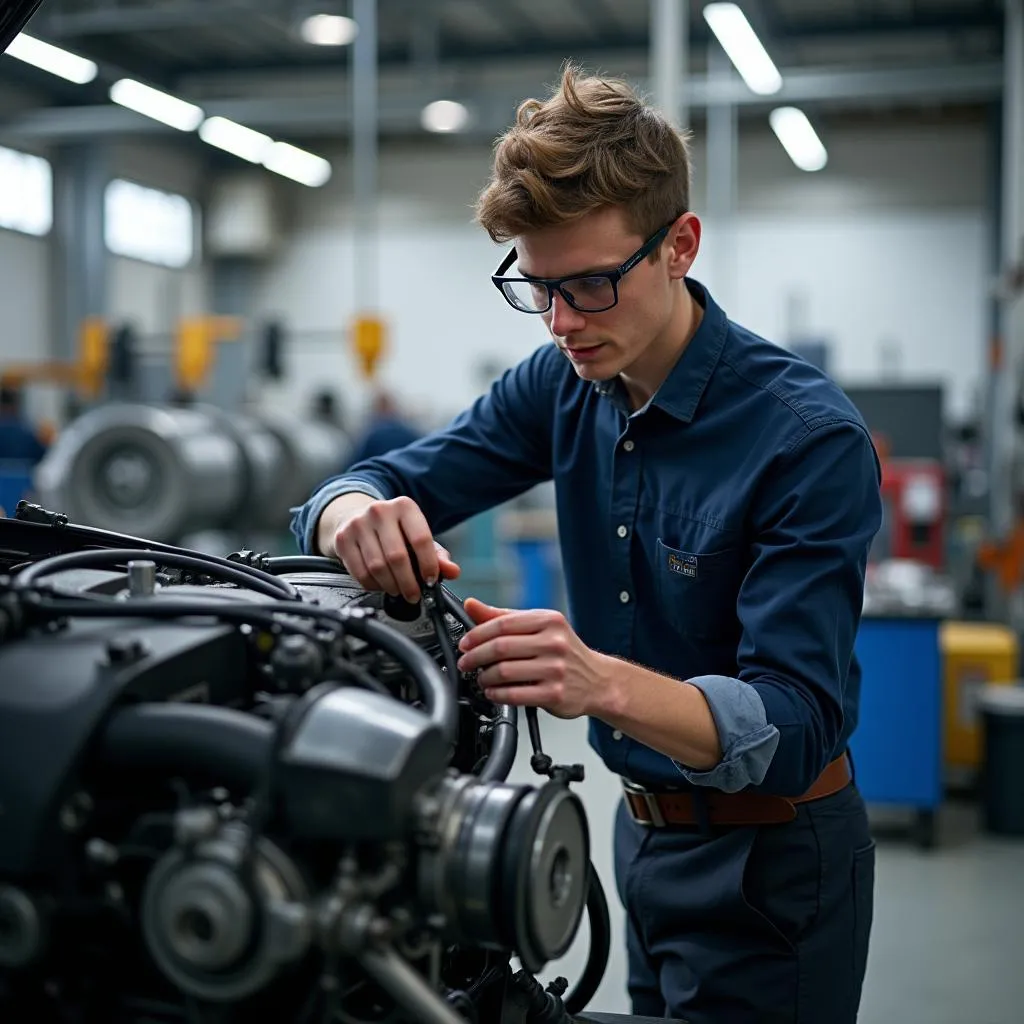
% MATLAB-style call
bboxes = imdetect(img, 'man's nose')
[549,291,586,336]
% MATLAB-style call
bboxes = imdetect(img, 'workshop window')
[104,178,196,269]
[0,145,52,237]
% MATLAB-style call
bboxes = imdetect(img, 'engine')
[0,502,611,1024]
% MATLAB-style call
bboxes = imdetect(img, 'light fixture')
[262,141,332,187]
[4,32,98,84]
[769,107,828,172]
[299,13,358,46]
[199,116,273,164]
[110,79,204,132]
[702,2,782,95]
[420,99,470,133]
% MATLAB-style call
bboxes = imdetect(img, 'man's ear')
[665,213,701,280]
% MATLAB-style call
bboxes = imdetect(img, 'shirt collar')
[593,277,727,424]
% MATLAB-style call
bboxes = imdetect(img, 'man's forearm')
[314,492,377,557]
[591,655,723,771]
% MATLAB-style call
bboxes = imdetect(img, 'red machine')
[876,457,946,570]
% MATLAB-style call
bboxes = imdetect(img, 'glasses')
[491,220,675,315]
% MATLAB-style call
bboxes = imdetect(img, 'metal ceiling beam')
[40,1,286,37]
[0,59,1003,141]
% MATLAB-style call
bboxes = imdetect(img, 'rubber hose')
[263,555,346,574]
[477,706,518,782]
[13,547,298,600]
[96,703,274,789]
[563,863,612,1016]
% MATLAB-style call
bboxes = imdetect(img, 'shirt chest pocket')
[655,537,745,642]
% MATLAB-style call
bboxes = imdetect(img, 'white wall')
[255,115,992,425]
[0,228,50,363]
[0,138,208,379]
[106,140,210,337]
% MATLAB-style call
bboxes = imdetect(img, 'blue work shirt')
[291,280,883,797]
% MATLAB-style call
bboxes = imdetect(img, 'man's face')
[513,206,699,385]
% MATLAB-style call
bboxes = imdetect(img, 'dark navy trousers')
[613,782,875,1023]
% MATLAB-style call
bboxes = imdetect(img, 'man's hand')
[317,493,461,602]
[456,598,614,719]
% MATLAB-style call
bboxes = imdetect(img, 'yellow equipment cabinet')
[940,621,1019,773]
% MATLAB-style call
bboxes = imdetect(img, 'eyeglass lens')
[501,275,616,313]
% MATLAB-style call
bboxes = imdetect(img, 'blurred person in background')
[343,388,422,469]
[292,65,882,1024]
[0,385,47,465]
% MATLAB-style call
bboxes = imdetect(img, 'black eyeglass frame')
[491,219,676,315]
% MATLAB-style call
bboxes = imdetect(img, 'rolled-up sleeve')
[674,674,781,793]
[288,345,562,554]
[677,420,882,796]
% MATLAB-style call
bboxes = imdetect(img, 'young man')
[291,66,882,1024]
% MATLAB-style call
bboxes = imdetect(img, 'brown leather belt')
[622,754,852,827]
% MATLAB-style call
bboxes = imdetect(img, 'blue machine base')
[850,615,944,816]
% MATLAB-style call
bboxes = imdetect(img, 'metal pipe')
[988,0,1024,541]
[358,944,465,1024]
[651,0,689,130]
[352,0,379,311]
[705,41,738,306]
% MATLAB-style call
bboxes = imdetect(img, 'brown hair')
[475,63,691,245]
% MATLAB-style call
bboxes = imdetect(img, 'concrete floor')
[506,715,1024,1022]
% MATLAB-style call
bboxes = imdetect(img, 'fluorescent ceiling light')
[4,32,98,84]
[703,3,782,95]
[110,79,204,132]
[199,116,272,163]
[421,100,469,133]
[769,106,828,172]
[262,141,332,187]
[300,14,358,45]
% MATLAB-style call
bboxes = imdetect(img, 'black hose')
[563,863,612,1017]
[477,705,517,782]
[263,555,347,575]
[12,547,299,600]
[10,515,306,599]
[26,595,325,642]
[435,584,519,779]
[95,703,274,788]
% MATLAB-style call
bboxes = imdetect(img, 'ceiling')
[0,0,1008,142]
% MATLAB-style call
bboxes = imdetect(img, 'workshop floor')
[507,716,1024,1023]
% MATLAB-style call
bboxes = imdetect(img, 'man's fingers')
[368,518,423,601]
[356,536,403,596]
[480,682,562,707]
[460,604,552,645]
[458,633,546,670]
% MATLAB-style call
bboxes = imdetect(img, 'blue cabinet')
[849,614,944,846]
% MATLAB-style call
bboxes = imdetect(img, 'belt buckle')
[622,779,666,827]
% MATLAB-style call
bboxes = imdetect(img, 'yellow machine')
[940,621,1019,774]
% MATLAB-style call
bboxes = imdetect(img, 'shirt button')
[623,440,635,452]
[616,525,628,538]
[619,590,630,603]
[612,730,623,741]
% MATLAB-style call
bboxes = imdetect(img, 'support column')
[705,41,738,307]
[987,0,1024,540]
[50,143,108,364]
[352,0,378,313]
[651,0,689,131]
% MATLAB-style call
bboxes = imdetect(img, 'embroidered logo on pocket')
[667,551,698,578]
